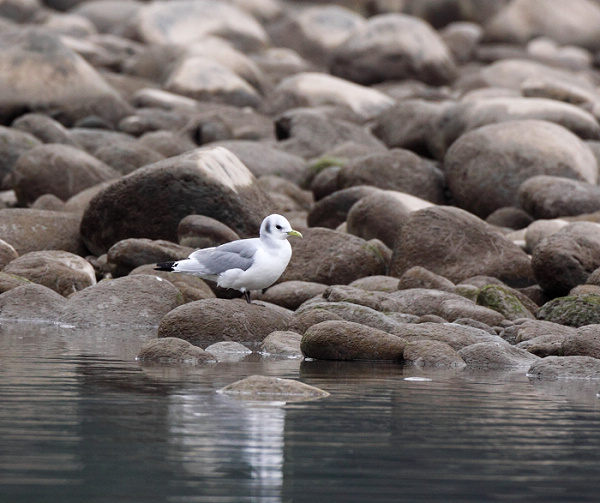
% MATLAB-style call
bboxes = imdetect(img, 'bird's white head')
[260,214,303,241]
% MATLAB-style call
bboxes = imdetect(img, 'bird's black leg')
[244,291,252,304]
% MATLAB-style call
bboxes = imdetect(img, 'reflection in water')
[169,393,285,502]
[1,323,600,502]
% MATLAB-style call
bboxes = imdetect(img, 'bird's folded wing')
[188,241,258,274]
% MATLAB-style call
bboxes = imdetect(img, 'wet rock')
[8,144,120,206]
[204,341,252,361]
[398,266,456,293]
[349,275,400,293]
[322,285,404,313]
[458,342,540,369]
[337,150,445,204]
[346,190,432,248]
[444,120,597,218]
[390,206,534,287]
[527,356,600,380]
[330,13,457,86]
[0,29,131,126]
[93,142,164,176]
[0,126,42,185]
[208,140,308,185]
[0,284,67,322]
[164,56,261,108]
[134,0,268,52]
[538,294,600,328]
[476,284,536,321]
[395,322,502,351]
[561,325,600,359]
[308,186,380,229]
[519,175,600,219]
[80,146,274,255]
[531,222,600,296]
[177,215,240,250]
[158,298,292,346]
[59,274,183,327]
[137,337,216,364]
[260,331,303,358]
[280,227,386,285]
[268,6,365,66]
[0,209,83,255]
[218,375,329,401]
[106,238,192,278]
[485,0,600,51]
[301,320,406,361]
[255,281,328,311]
[3,250,95,297]
[269,72,394,120]
[274,108,386,159]
[129,264,215,303]
[403,340,466,368]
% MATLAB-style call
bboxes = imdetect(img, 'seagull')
[155,214,302,303]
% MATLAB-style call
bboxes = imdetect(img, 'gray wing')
[187,238,259,274]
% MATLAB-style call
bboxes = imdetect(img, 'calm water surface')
[1,321,600,503]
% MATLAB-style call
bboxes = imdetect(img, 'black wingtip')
[155,261,175,272]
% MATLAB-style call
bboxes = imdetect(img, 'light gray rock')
[260,331,303,358]
[0,284,67,322]
[3,250,95,297]
[218,375,329,401]
[403,339,466,368]
[58,274,183,327]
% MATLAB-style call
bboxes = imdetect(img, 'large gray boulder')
[444,120,598,218]
[80,146,274,255]
[390,206,535,287]
[0,284,67,323]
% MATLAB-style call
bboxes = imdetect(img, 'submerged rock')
[137,337,216,364]
[218,375,329,402]
[527,356,600,380]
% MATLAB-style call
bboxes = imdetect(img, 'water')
[2,322,600,503]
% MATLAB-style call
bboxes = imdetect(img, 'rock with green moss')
[537,294,600,327]
[477,284,536,320]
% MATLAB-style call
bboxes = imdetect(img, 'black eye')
[275,224,282,230]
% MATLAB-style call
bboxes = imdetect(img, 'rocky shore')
[2,0,600,383]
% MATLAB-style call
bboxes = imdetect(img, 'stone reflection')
[168,391,286,502]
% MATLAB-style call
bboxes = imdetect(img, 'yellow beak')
[287,230,303,238]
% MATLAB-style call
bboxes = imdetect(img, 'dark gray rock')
[177,215,240,250]
[538,294,600,328]
[0,125,42,185]
[519,175,600,219]
[531,222,600,296]
[280,227,386,285]
[390,206,535,287]
[158,298,292,346]
[444,120,597,218]
[301,320,406,361]
[398,266,456,293]
[107,239,192,278]
[308,186,380,229]
[403,339,466,368]
[80,146,274,255]
[562,325,600,358]
[8,144,120,206]
[458,341,540,369]
[255,281,328,311]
